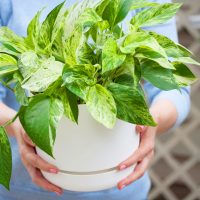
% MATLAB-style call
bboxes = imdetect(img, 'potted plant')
[0,0,199,192]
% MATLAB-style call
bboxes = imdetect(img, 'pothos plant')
[0,0,199,190]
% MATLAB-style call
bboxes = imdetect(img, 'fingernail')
[49,168,58,174]
[119,164,126,170]
[119,185,126,190]
[55,191,62,196]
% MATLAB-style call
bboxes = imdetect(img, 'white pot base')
[37,105,139,192]
[41,165,135,192]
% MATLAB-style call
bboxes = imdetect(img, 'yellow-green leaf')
[0,127,12,190]
[86,84,117,128]
[131,3,181,28]
[102,38,126,73]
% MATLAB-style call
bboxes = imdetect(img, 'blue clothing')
[0,0,190,199]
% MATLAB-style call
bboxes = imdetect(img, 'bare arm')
[0,102,63,195]
[0,102,20,136]
[150,99,178,135]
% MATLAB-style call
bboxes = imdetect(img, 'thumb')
[21,130,35,147]
[136,125,147,134]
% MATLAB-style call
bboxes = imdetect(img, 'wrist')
[6,118,22,138]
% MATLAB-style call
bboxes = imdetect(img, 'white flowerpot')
[36,105,139,192]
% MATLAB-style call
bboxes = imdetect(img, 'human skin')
[117,99,178,190]
[0,100,178,195]
[0,102,63,195]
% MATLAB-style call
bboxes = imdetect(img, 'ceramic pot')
[36,105,139,192]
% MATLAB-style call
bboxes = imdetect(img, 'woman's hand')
[13,119,63,196]
[117,124,157,190]
[117,99,178,190]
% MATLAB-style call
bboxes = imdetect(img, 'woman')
[0,0,190,199]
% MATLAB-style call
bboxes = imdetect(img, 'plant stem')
[1,80,14,92]
[2,113,19,128]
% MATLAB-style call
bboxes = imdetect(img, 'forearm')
[0,102,20,136]
[150,100,178,135]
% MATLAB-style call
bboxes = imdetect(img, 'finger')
[118,142,153,170]
[117,151,153,190]
[21,145,59,173]
[27,165,63,195]
[118,127,156,170]
[133,151,154,174]
[22,131,35,147]
[135,125,147,134]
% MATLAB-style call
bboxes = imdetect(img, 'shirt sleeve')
[0,0,12,102]
[0,0,12,26]
[143,0,191,127]
[144,82,191,128]
[0,83,7,102]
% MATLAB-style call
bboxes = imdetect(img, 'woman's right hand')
[13,119,63,196]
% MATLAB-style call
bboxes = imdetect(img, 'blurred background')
[149,0,200,199]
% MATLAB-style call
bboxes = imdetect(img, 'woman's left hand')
[117,123,158,190]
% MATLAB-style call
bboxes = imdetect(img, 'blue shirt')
[0,0,190,199]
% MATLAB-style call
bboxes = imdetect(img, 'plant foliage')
[0,0,199,189]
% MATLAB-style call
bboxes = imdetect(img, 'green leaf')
[63,26,83,65]
[113,56,143,88]
[172,57,200,66]
[88,19,109,43]
[113,55,135,87]
[25,10,42,50]
[131,0,159,10]
[172,62,197,87]
[0,127,12,190]
[149,31,192,57]
[44,78,63,96]
[112,24,124,39]
[0,73,13,85]
[141,60,179,90]
[97,0,134,27]
[102,38,126,73]
[0,27,30,53]
[114,55,135,76]
[56,87,79,123]
[135,48,175,69]
[86,84,117,128]
[0,65,18,77]
[99,0,118,28]
[95,0,112,17]
[0,44,19,57]
[18,51,40,81]
[13,72,29,106]
[131,3,181,28]
[62,64,96,100]
[0,53,18,76]
[177,44,193,57]
[0,53,17,67]
[63,6,101,64]
[114,0,134,25]
[51,3,66,45]
[78,8,102,33]
[114,74,134,87]
[120,32,167,57]
[133,58,142,86]
[14,83,29,106]
[38,2,65,51]
[63,0,94,40]
[107,83,156,126]
[19,95,64,156]
[22,57,64,92]
[76,36,96,65]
